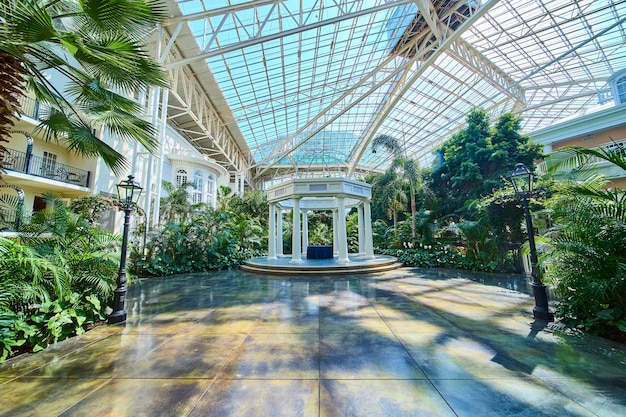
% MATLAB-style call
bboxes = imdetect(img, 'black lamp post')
[510,163,554,321]
[108,175,143,324]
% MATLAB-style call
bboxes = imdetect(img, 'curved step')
[240,255,402,276]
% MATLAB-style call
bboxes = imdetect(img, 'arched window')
[176,169,187,188]
[207,173,216,207]
[192,171,203,204]
[608,70,626,105]
[615,76,626,104]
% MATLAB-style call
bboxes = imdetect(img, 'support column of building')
[337,197,350,263]
[357,204,365,255]
[267,203,277,260]
[235,173,245,196]
[290,198,303,263]
[143,86,161,235]
[302,210,309,255]
[131,88,146,177]
[363,199,374,259]
[332,208,338,255]
[152,88,169,228]
[276,208,284,257]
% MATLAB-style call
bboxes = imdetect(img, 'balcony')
[18,95,54,121]
[2,147,91,188]
[536,139,626,177]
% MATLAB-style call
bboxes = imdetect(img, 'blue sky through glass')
[173,0,626,173]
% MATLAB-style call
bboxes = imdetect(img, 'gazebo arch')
[265,177,374,264]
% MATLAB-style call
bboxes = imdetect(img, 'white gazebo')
[265,177,374,264]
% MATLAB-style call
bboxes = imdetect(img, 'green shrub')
[380,244,515,273]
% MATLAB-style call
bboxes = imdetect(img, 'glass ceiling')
[170,0,626,181]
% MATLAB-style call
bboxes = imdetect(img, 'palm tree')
[372,134,422,238]
[373,168,407,230]
[543,144,626,338]
[159,181,194,224]
[0,0,168,175]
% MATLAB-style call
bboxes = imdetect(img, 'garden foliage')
[134,186,267,276]
[542,146,626,339]
[0,195,119,361]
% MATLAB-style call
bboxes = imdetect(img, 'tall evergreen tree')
[430,108,542,217]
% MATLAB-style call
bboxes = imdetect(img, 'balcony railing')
[536,139,626,176]
[0,206,18,231]
[2,147,91,188]
[18,95,55,121]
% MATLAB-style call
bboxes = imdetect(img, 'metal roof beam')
[448,39,526,106]
[347,0,502,176]
[164,0,413,69]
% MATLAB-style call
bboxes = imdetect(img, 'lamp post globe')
[108,175,143,325]
[510,163,553,321]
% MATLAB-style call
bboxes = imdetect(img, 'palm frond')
[372,134,403,156]
[76,0,168,37]
[547,145,626,177]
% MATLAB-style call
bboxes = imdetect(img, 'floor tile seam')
[139,306,220,337]
[125,290,208,309]
[183,370,220,417]
[316,377,482,381]
[195,377,321,381]
[92,328,195,378]
[417,289,518,316]
[138,306,218,323]
[0,376,18,386]
[535,376,626,381]
[318,293,322,417]
[210,329,261,379]
[13,332,123,378]
[55,376,116,416]
[183,329,267,417]
[245,289,289,332]
[368,300,460,417]
[439,287,542,321]
[364,286,461,328]
[526,373,602,417]
[413,289,540,335]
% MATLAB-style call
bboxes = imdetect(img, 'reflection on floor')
[1,267,625,416]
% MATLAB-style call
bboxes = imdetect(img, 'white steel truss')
[156,29,255,183]
[158,0,626,184]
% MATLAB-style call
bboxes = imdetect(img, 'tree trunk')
[0,50,26,176]
[410,185,416,239]
[393,209,398,230]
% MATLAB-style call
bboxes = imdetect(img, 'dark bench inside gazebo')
[306,245,333,259]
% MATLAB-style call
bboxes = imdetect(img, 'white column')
[276,209,284,257]
[239,173,245,196]
[302,210,309,255]
[332,208,338,255]
[357,204,365,255]
[144,28,163,234]
[364,199,374,259]
[131,88,146,176]
[290,198,303,263]
[267,203,277,260]
[152,87,169,227]
[143,86,160,233]
[337,197,350,263]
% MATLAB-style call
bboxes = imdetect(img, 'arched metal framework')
[148,0,626,186]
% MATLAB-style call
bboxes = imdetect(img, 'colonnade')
[267,198,374,263]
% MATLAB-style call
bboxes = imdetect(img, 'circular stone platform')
[241,254,401,275]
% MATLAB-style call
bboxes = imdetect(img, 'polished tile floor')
[1,267,625,416]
